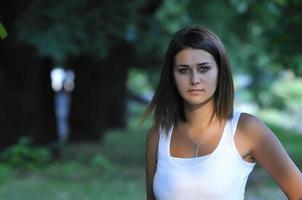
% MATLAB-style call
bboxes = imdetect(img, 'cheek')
[207,72,218,90]
[174,79,185,91]
[173,76,187,93]
[173,73,184,86]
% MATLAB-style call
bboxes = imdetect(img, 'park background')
[0,0,302,199]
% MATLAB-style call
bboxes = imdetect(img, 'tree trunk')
[68,41,132,140]
[0,42,57,148]
[0,1,56,148]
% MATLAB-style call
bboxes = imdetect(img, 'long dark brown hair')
[143,26,234,131]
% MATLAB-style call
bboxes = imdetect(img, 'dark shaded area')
[68,41,133,140]
[0,1,56,148]
[0,0,163,147]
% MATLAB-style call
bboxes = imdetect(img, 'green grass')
[0,128,148,200]
[0,123,301,200]
[100,128,146,166]
[0,165,145,200]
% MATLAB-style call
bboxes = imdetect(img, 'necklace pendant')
[195,144,201,157]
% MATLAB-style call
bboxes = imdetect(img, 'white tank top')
[153,111,255,200]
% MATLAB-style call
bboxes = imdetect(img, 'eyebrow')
[176,62,211,68]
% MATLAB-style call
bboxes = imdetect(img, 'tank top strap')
[157,125,173,159]
[225,111,255,169]
[229,111,242,137]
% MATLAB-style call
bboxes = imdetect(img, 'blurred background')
[0,0,302,199]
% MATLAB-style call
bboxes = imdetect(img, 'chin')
[184,97,213,107]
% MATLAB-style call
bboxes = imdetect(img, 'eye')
[198,66,210,73]
[178,68,190,74]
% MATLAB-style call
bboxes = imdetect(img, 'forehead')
[174,48,215,65]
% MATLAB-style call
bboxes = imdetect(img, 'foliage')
[127,68,156,97]
[272,75,302,110]
[0,163,12,182]
[0,22,7,39]
[0,129,146,199]
[16,0,159,64]
[90,153,114,170]
[14,0,302,109]
[0,137,51,170]
[0,127,299,199]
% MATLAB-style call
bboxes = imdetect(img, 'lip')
[187,89,205,95]
[188,89,205,92]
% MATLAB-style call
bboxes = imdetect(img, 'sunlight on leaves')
[0,22,8,39]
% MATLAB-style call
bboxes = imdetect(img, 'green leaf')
[0,22,8,39]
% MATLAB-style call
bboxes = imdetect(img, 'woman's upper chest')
[169,119,254,163]
[170,121,225,158]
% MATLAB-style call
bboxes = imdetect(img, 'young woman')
[144,26,302,200]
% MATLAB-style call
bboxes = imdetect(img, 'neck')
[183,99,217,129]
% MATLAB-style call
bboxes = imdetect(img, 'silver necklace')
[182,125,212,158]
[186,130,212,157]
[187,134,201,157]
[194,143,201,157]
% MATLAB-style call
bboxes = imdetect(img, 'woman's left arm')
[244,114,302,200]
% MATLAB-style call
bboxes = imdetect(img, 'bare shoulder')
[237,112,284,157]
[237,112,273,140]
[235,112,278,157]
[238,113,264,131]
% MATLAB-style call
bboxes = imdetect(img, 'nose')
[190,70,200,85]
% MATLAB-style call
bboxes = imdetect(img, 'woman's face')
[173,48,218,108]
